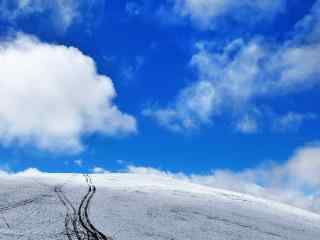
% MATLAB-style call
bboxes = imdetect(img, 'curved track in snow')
[55,175,113,240]
[2,173,320,240]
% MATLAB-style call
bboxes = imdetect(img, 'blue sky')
[0,0,319,179]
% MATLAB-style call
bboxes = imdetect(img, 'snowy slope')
[0,172,320,240]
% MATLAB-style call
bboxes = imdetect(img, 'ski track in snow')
[0,173,320,240]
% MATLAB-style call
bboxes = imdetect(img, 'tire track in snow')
[54,185,83,240]
[55,174,113,240]
[78,174,113,240]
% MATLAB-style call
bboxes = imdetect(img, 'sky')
[0,0,320,211]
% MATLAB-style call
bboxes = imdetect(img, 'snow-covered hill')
[0,172,320,240]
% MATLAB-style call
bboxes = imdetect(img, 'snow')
[0,172,320,239]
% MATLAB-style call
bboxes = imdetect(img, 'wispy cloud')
[126,1,143,16]
[0,0,105,33]
[74,159,83,167]
[121,56,144,84]
[91,166,110,174]
[235,114,258,134]
[273,112,317,132]
[159,0,286,29]
[145,0,320,133]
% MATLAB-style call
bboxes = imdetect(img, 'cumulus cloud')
[0,34,137,152]
[127,144,320,212]
[161,0,286,29]
[0,0,104,32]
[145,1,320,132]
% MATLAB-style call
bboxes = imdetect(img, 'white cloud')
[116,159,127,165]
[273,112,317,132]
[269,44,320,92]
[127,165,171,176]
[143,80,218,131]
[127,144,320,213]
[91,166,109,174]
[74,159,83,166]
[146,1,320,132]
[286,145,320,187]
[0,33,137,153]
[145,39,266,131]
[293,0,320,43]
[15,167,45,176]
[163,0,286,29]
[122,56,144,83]
[0,0,103,32]
[236,114,258,134]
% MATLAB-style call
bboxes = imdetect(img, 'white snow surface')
[0,172,320,240]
